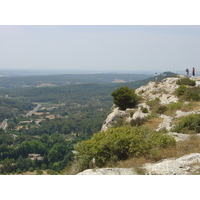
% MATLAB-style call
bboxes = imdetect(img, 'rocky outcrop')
[102,77,182,132]
[85,76,200,175]
[101,104,150,132]
[101,107,127,132]
[156,114,173,131]
[176,110,200,118]
[135,77,179,105]
[102,76,200,132]
[142,153,200,175]
[77,168,137,175]
[168,132,191,142]
[77,153,200,175]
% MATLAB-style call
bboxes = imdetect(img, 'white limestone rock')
[168,132,191,142]
[101,107,126,132]
[159,94,179,105]
[132,110,147,120]
[77,153,200,175]
[156,114,173,131]
[77,168,137,175]
[175,110,200,118]
[142,153,200,175]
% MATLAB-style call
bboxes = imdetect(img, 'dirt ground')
[13,170,48,175]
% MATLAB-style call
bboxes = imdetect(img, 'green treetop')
[111,86,141,110]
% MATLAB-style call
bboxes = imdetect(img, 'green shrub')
[130,111,135,118]
[47,169,57,175]
[167,102,183,110]
[175,86,200,101]
[29,167,34,172]
[113,117,126,128]
[36,170,43,175]
[175,85,187,96]
[111,86,141,110]
[176,78,196,86]
[75,126,176,170]
[146,98,160,107]
[155,105,167,114]
[172,114,200,134]
[16,168,23,174]
[183,88,200,101]
[41,164,47,170]
[141,106,148,113]
[130,117,147,126]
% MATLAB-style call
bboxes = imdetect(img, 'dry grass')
[13,170,48,175]
[114,135,200,171]
[63,135,200,175]
[160,101,200,116]
[182,101,200,112]
[116,156,151,168]
[142,117,163,131]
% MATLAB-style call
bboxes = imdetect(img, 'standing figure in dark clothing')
[192,67,195,76]
[154,73,158,82]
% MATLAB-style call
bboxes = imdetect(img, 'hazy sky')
[1,25,200,73]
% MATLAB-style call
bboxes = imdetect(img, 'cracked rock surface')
[142,153,200,175]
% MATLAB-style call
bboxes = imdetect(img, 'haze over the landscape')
[1,25,200,74]
[1,1,200,198]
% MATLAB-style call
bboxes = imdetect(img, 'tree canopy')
[111,86,141,110]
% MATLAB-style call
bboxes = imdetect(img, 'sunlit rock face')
[77,168,137,175]
[142,153,200,175]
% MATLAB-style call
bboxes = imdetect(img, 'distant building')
[19,120,33,124]
[28,154,43,161]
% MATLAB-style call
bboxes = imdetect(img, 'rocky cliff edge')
[78,75,200,175]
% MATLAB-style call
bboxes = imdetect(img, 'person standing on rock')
[192,67,195,76]
[154,73,158,82]
[186,68,189,77]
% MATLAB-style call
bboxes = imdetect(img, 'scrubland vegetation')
[172,114,200,134]
[73,126,175,172]
[116,135,200,171]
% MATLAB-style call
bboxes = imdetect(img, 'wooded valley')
[0,72,172,174]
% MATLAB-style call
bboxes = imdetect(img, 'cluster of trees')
[0,132,74,174]
[17,117,103,137]
[7,83,116,104]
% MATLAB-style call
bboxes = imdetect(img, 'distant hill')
[0,73,152,88]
